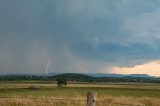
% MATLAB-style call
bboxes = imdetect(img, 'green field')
[0,82,160,106]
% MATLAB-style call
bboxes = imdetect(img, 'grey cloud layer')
[0,0,160,74]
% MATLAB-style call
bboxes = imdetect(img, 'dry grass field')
[0,82,160,106]
[0,96,159,106]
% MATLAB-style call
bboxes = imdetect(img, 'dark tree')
[56,79,67,87]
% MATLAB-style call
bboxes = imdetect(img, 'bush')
[56,79,67,87]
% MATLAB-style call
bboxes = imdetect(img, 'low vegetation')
[0,74,159,106]
[0,96,159,106]
[0,82,160,106]
[0,73,160,83]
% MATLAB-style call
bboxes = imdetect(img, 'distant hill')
[4,73,154,78]
[86,73,153,78]
[49,73,159,83]
[0,73,159,83]
[50,73,95,82]
[125,74,151,78]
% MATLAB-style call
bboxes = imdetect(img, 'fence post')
[87,92,97,106]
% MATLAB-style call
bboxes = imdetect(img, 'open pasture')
[0,82,160,106]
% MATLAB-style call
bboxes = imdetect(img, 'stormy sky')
[0,0,160,76]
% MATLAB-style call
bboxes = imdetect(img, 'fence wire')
[0,96,142,106]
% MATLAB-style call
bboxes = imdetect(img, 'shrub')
[56,79,67,87]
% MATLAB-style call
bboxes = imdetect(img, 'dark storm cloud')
[1,0,160,74]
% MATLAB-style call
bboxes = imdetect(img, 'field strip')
[0,83,160,90]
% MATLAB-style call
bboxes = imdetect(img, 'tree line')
[0,73,160,83]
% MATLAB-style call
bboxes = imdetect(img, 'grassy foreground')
[0,83,160,106]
